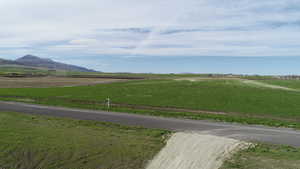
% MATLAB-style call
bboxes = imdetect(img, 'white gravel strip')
[146,132,249,169]
[241,80,297,91]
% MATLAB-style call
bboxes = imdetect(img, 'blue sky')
[0,0,300,74]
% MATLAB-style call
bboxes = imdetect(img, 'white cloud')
[0,0,300,59]
[69,39,98,45]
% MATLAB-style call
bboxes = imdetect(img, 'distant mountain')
[0,55,96,72]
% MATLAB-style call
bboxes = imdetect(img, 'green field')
[0,66,47,75]
[0,111,168,169]
[0,66,67,76]
[1,78,300,128]
[0,66,211,78]
[221,144,300,169]
[1,111,299,169]
[1,77,300,169]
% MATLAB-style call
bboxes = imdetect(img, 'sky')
[0,0,300,75]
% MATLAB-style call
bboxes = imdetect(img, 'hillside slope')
[0,55,96,72]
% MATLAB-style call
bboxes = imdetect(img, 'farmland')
[1,77,300,128]
[0,76,126,88]
[1,112,300,169]
[1,75,300,169]
[0,111,168,169]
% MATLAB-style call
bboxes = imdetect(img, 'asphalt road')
[1,101,300,147]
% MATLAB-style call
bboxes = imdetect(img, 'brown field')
[0,77,126,88]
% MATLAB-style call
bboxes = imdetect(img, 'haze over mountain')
[0,55,96,72]
[0,58,17,65]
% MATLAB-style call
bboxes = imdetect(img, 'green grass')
[0,66,208,78]
[1,79,300,118]
[0,66,48,73]
[0,111,169,169]
[0,66,43,72]
[220,144,300,169]
[64,72,203,78]
[1,79,300,128]
[0,65,68,76]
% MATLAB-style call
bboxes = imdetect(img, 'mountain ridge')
[0,55,97,72]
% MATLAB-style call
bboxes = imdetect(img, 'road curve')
[1,101,300,147]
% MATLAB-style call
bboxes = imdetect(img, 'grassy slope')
[0,66,47,74]
[0,79,300,128]
[1,79,300,118]
[220,144,300,169]
[0,111,168,169]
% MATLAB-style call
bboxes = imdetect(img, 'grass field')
[1,78,300,128]
[0,66,59,76]
[0,66,204,78]
[220,144,300,169]
[0,111,168,169]
[1,76,300,169]
[1,111,299,169]
[0,66,48,74]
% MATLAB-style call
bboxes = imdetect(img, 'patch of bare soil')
[0,77,126,88]
[146,132,250,169]
[241,80,298,91]
[176,77,298,92]
[175,77,239,81]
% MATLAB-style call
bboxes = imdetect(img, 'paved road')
[1,101,300,147]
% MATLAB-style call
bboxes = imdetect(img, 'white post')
[107,97,110,110]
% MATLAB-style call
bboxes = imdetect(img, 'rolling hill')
[0,55,96,72]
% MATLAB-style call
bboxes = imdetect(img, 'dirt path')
[241,80,298,91]
[176,77,298,92]
[146,132,249,169]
